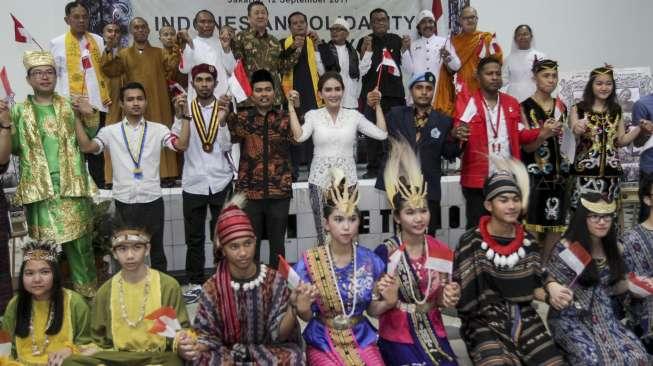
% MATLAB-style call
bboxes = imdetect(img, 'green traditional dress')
[10,95,98,297]
[2,289,92,366]
[63,268,189,366]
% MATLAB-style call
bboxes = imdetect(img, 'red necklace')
[478,216,531,268]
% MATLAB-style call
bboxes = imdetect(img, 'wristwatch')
[181,115,192,120]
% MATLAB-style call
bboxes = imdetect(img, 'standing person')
[101,22,125,187]
[292,168,399,365]
[0,51,98,298]
[226,70,294,268]
[521,59,567,260]
[63,227,191,365]
[281,11,324,180]
[101,17,180,184]
[545,194,649,365]
[177,194,304,365]
[453,159,566,365]
[357,7,405,179]
[621,173,653,354]
[175,64,233,303]
[436,6,503,116]
[401,10,461,111]
[0,105,11,313]
[178,10,235,100]
[159,26,187,91]
[374,138,461,366]
[74,82,191,273]
[2,241,92,366]
[569,66,641,208]
[317,18,361,110]
[454,56,556,229]
[376,72,462,235]
[232,1,301,108]
[288,72,387,245]
[632,92,653,175]
[49,1,110,188]
[503,25,546,102]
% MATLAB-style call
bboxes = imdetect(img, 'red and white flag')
[146,307,181,338]
[559,241,592,276]
[81,48,92,70]
[425,245,454,274]
[0,330,10,357]
[628,272,653,298]
[0,67,14,102]
[454,78,476,124]
[489,33,501,55]
[553,97,565,120]
[278,255,301,290]
[376,48,400,77]
[387,243,406,275]
[228,59,252,103]
[167,80,186,98]
[11,14,30,44]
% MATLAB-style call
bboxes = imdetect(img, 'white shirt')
[298,108,387,187]
[49,32,107,112]
[502,48,546,102]
[180,37,236,101]
[93,119,177,203]
[483,97,511,174]
[171,100,233,195]
[334,44,361,109]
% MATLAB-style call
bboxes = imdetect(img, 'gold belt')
[398,301,432,314]
[320,315,363,330]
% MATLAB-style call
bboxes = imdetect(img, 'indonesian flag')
[167,80,186,97]
[387,243,406,275]
[553,97,565,120]
[228,59,252,103]
[11,14,30,44]
[558,242,592,276]
[477,33,501,58]
[425,245,454,274]
[454,78,476,124]
[278,255,301,290]
[146,307,181,338]
[0,330,10,357]
[0,67,14,102]
[489,33,501,55]
[628,272,653,297]
[376,48,400,77]
[81,47,92,70]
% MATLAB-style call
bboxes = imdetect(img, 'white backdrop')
[3,0,653,100]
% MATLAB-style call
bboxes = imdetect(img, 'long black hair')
[14,255,65,338]
[563,193,625,286]
[578,67,621,117]
[639,172,653,222]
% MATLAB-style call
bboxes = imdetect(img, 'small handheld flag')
[559,241,592,287]
[375,48,400,89]
[628,272,653,298]
[10,13,43,50]
[146,307,181,338]
[278,255,301,289]
[0,67,15,105]
[425,245,454,274]
[387,243,406,275]
[228,59,252,103]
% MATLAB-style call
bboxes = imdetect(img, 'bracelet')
[181,115,192,120]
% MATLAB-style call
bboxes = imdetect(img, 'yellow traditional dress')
[2,289,92,366]
[101,43,179,179]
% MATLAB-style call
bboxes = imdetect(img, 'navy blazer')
[375,106,461,201]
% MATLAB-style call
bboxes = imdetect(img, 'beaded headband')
[580,197,616,214]
[22,241,60,263]
[111,229,151,247]
[325,168,359,216]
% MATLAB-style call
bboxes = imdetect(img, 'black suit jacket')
[375,106,461,201]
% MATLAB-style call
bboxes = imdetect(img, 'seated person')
[2,241,92,366]
[177,194,304,365]
[63,227,189,366]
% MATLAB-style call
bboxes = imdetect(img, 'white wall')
[3,0,651,99]
[473,0,652,73]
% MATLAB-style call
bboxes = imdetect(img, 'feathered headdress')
[484,157,530,213]
[22,240,60,263]
[324,168,359,216]
[383,137,427,210]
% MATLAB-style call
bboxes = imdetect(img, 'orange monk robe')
[103,49,126,184]
[434,31,502,116]
[101,43,179,178]
[162,45,187,91]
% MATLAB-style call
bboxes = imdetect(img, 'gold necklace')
[29,303,54,355]
[118,271,151,328]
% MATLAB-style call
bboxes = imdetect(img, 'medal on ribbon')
[191,99,220,153]
[120,121,148,180]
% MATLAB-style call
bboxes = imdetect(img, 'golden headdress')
[111,228,152,248]
[22,50,55,71]
[22,240,60,263]
[590,63,614,78]
[580,195,616,215]
[324,168,359,216]
[383,137,427,210]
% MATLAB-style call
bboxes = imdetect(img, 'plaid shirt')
[228,108,295,200]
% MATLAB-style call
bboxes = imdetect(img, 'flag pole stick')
[31,38,44,51]
[376,65,384,90]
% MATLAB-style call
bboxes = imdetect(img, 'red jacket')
[454,90,539,189]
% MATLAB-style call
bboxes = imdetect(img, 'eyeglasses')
[587,214,614,223]
[30,69,56,79]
